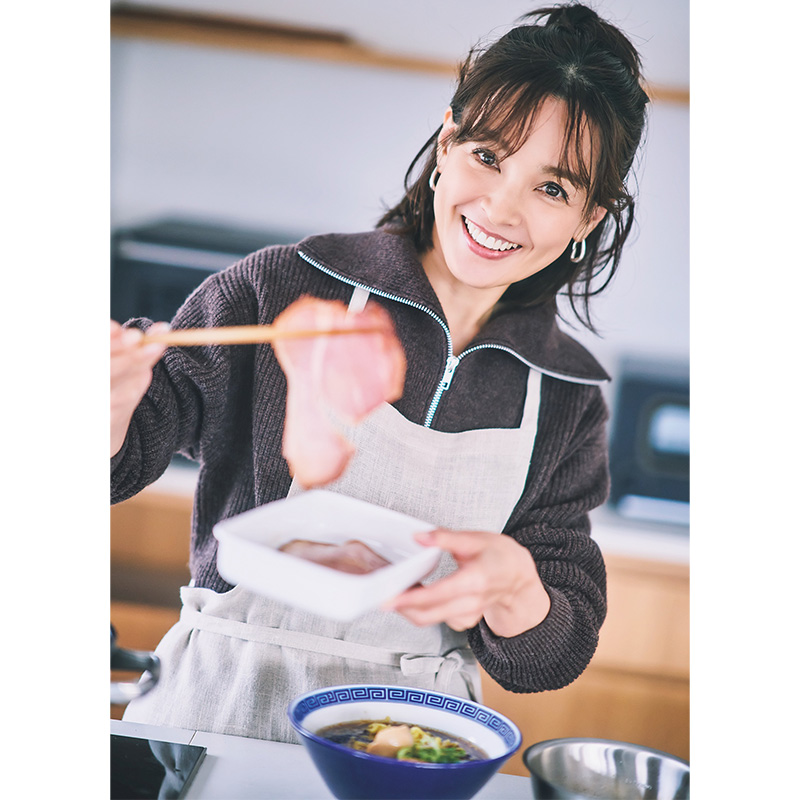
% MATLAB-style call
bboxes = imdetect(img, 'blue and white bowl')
[287,684,522,800]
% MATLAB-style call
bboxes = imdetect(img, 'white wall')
[110,35,689,376]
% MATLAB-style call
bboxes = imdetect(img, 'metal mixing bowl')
[524,738,689,799]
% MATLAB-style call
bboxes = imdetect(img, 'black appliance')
[111,734,206,799]
[110,217,302,324]
[608,358,690,526]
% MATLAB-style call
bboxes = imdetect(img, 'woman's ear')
[436,107,457,167]
[577,204,608,241]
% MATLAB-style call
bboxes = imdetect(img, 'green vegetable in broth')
[317,718,485,763]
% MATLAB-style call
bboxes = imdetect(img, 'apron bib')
[124,295,542,742]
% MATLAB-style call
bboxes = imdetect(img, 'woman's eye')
[542,182,568,201]
[472,148,498,169]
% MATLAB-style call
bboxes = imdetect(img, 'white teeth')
[464,218,520,251]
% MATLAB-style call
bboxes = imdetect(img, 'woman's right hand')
[110,320,169,458]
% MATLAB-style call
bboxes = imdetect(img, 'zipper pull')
[440,355,459,390]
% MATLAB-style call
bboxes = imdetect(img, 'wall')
[110,34,689,378]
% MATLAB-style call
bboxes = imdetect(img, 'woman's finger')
[415,528,493,559]
[393,590,484,630]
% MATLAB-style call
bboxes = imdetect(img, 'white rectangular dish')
[213,490,441,621]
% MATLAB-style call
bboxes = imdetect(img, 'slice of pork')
[272,296,406,488]
[278,539,392,574]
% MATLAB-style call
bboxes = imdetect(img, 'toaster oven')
[607,358,690,527]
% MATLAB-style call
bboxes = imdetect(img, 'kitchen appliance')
[110,217,303,325]
[524,737,690,799]
[111,734,206,800]
[608,358,690,526]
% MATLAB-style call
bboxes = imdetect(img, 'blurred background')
[110,0,688,372]
[109,0,690,774]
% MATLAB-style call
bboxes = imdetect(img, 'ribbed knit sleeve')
[466,379,610,693]
[110,253,263,505]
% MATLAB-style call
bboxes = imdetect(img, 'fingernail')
[122,328,143,345]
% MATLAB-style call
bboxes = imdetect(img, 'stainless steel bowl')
[523,738,689,799]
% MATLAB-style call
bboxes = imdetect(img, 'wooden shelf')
[110,4,688,104]
[110,3,456,77]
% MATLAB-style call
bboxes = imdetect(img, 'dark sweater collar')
[297,227,610,384]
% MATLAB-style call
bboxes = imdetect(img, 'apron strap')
[347,286,370,314]
[400,649,478,700]
[180,605,400,666]
[520,369,543,430]
[179,604,473,688]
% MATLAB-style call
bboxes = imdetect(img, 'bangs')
[450,81,599,211]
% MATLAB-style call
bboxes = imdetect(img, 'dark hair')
[377,2,650,330]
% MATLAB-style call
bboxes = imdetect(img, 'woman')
[111,3,649,742]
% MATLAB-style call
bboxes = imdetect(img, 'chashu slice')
[272,296,406,488]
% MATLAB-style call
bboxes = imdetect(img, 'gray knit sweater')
[111,227,611,694]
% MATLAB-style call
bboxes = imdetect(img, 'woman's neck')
[443,298,494,355]
[420,245,505,355]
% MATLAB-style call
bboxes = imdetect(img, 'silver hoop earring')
[428,166,439,191]
[570,239,586,263]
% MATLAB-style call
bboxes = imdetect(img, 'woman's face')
[427,97,606,302]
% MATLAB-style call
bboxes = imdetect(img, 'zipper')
[424,354,459,426]
[425,344,529,426]
[297,249,607,426]
[298,250,455,427]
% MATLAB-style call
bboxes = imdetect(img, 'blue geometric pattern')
[293,685,519,748]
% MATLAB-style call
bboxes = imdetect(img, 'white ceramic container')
[213,490,441,621]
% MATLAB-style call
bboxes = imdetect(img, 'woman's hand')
[384,529,551,637]
[110,320,169,458]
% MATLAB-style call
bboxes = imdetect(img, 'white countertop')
[111,719,531,799]
[590,504,689,565]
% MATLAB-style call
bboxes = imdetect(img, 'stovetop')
[110,734,206,799]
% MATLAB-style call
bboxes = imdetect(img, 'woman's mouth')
[462,217,522,255]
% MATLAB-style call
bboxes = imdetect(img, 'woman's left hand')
[383,529,551,637]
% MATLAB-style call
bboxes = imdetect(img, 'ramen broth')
[317,718,487,763]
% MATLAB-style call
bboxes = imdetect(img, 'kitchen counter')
[148,461,690,565]
[110,719,531,799]
[590,504,689,565]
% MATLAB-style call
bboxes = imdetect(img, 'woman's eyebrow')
[541,164,583,189]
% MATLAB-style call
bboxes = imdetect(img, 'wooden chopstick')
[141,324,383,347]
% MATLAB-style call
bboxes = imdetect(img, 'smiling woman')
[418,98,609,352]
[111,3,652,745]
[380,4,649,333]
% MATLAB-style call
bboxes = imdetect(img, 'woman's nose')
[482,178,523,228]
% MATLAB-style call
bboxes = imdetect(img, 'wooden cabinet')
[110,485,191,720]
[481,553,689,776]
[110,483,689,768]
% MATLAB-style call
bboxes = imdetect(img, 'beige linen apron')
[124,297,542,743]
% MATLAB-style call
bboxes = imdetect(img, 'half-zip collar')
[296,227,611,388]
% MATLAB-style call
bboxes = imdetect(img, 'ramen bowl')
[287,684,522,800]
[524,738,690,799]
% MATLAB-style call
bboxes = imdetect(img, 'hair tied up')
[541,3,600,30]
[523,3,644,77]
